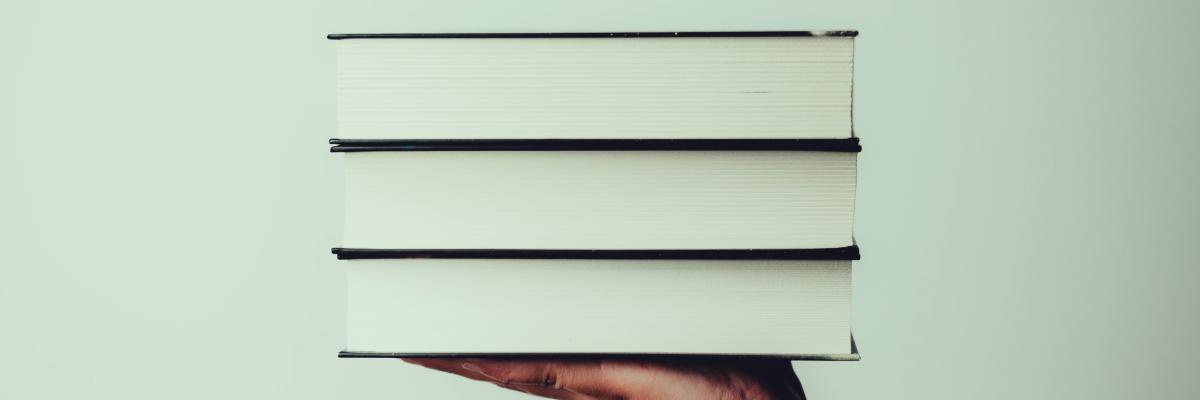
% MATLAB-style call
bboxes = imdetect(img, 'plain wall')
[1,0,1197,398]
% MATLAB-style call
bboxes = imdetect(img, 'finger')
[462,358,629,399]
[494,382,593,400]
[401,358,494,382]
[402,358,589,400]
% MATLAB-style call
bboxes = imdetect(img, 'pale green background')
[1,0,1197,399]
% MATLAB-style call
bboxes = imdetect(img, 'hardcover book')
[335,141,859,250]
[331,31,856,140]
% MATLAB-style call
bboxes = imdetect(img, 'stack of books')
[329,31,861,360]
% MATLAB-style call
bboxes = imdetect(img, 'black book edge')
[339,337,859,361]
[338,351,860,361]
[331,246,861,261]
[328,31,857,40]
[329,138,861,153]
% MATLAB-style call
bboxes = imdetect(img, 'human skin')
[403,357,806,400]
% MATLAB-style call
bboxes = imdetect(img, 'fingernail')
[462,362,483,374]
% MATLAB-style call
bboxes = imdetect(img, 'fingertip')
[400,357,442,367]
[400,358,468,374]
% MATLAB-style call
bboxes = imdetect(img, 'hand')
[402,357,806,400]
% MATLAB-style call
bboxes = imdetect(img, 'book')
[335,142,858,250]
[342,257,856,359]
[331,31,856,140]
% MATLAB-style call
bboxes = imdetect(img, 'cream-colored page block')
[342,151,857,249]
[337,37,853,139]
[347,259,852,355]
